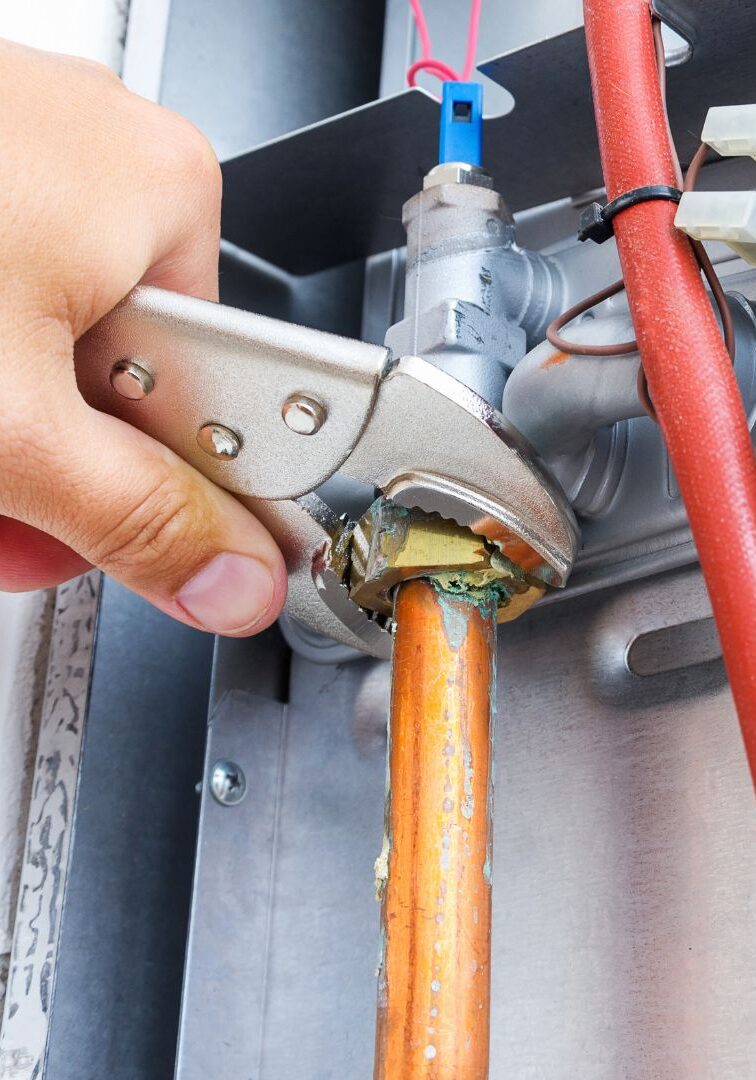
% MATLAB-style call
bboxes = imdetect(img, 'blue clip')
[439,82,483,167]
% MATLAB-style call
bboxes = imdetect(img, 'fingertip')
[173,550,287,636]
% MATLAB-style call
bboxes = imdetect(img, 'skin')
[0,39,287,635]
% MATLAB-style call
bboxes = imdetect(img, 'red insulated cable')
[583,0,756,783]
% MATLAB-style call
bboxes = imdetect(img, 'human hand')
[0,39,286,635]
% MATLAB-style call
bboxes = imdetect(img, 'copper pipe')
[374,577,496,1079]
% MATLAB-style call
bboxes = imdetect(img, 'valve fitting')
[385,163,565,407]
[342,497,547,625]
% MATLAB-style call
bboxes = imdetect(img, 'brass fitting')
[344,497,546,624]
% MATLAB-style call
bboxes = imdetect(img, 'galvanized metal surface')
[488,569,755,1079]
[0,572,100,1080]
[175,670,387,1079]
[176,566,755,1078]
[0,590,52,1021]
[42,579,214,1080]
[218,2,756,272]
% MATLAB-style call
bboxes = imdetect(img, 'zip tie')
[578,185,683,245]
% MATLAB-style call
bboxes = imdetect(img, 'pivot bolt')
[197,423,241,460]
[282,395,326,435]
[110,359,154,399]
[210,759,247,806]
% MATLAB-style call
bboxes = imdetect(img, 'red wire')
[407,0,483,88]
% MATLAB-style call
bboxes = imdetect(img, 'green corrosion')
[428,572,509,649]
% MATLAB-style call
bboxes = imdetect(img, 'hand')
[0,40,287,635]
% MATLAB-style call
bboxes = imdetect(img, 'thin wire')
[407,58,459,87]
[461,0,483,81]
[409,0,432,60]
[684,141,713,193]
[681,142,735,355]
[407,0,483,88]
[546,280,635,356]
[545,13,734,389]
[653,17,684,188]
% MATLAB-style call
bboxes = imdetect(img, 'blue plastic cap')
[439,82,483,166]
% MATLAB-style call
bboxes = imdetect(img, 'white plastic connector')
[675,190,756,265]
[701,104,756,160]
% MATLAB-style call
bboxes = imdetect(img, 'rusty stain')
[374,578,495,1079]
[541,349,570,369]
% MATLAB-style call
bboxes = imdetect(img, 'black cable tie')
[578,185,683,245]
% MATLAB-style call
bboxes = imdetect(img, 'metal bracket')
[218,1,756,273]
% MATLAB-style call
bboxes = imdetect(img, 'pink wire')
[407,0,483,87]
[461,0,483,80]
[409,0,433,60]
[407,58,460,88]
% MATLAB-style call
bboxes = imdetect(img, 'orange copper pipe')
[374,577,496,1079]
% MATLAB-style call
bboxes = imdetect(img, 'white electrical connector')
[675,104,756,265]
[675,191,756,265]
[701,104,756,161]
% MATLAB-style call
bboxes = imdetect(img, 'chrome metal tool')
[74,286,578,659]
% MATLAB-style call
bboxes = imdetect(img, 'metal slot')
[626,617,721,677]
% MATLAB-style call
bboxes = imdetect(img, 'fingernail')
[176,553,275,633]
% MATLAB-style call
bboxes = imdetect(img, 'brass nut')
[346,498,546,623]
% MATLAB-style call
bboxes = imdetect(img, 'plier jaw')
[75,287,579,658]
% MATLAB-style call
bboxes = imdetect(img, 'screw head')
[197,423,241,460]
[110,360,154,399]
[282,395,326,436]
[210,759,247,806]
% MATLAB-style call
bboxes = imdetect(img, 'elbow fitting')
[502,312,644,513]
[502,292,756,516]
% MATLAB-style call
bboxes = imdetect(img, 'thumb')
[7,392,287,636]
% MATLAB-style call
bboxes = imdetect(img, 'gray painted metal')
[0,573,100,1080]
[503,288,756,522]
[221,90,439,274]
[42,579,214,1080]
[177,566,755,1077]
[161,0,386,349]
[161,0,386,163]
[562,289,756,594]
[219,1,756,273]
